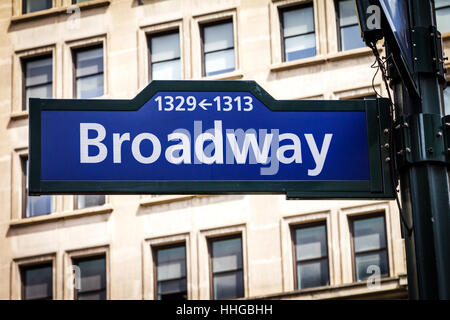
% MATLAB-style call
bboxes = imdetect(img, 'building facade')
[6,0,446,300]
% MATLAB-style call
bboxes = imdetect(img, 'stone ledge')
[271,45,382,73]
[9,204,113,227]
[201,70,244,80]
[140,195,196,206]
[11,0,110,24]
[270,55,327,72]
[241,275,408,300]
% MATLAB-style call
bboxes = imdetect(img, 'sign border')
[29,80,395,199]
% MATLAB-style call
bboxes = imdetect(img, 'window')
[148,31,181,80]
[351,214,389,282]
[74,195,105,210]
[154,244,187,300]
[201,20,235,77]
[22,55,52,110]
[336,0,365,51]
[209,236,244,299]
[74,46,104,99]
[293,223,329,290]
[22,0,52,14]
[435,0,450,34]
[73,255,107,300]
[21,157,52,218]
[443,83,450,115]
[20,263,53,300]
[280,4,316,61]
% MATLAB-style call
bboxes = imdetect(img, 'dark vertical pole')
[398,0,450,299]
[389,78,421,300]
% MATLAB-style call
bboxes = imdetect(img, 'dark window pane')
[157,279,187,298]
[285,33,316,61]
[21,264,52,300]
[24,56,52,110]
[283,7,314,37]
[23,0,52,13]
[159,291,187,300]
[353,216,386,253]
[295,225,327,261]
[355,250,389,281]
[204,49,235,77]
[74,256,106,300]
[213,271,244,299]
[157,246,186,281]
[77,291,106,300]
[155,245,187,300]
[77,195,105,209]
[25,57,52,87]
[297,259,329,289]
[152,60,181,80]
[212,237,242,273]
[339,0,359,27]
[341,25,365,51]
[24,158,52,217]
[151,33,180,62]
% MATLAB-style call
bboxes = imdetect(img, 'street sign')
[376,0,420,97]
[29,80,394,199]
[379,0,414,69]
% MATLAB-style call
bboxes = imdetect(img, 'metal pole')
[398,0,450,299]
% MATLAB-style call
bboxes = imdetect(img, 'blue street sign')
[29,81,394,199]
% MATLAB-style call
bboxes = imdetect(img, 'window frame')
[20,155,53,218]
[208,233,244,300]
[73,195,106,210]
[349,212,390,282]
[200,18,236,77]
[20,261,54,300]
[72,44,105,99]
[335,0,364,52]
[443,81,450,115]
[290,221,330,290]
[279,2,316,62]
[72,0,93,4]
[435,0,450,34]
[147,28,182,82]
[22,0,53,14]
[21,53,53,111]
[72,254,107,300]
[152,241,188,300]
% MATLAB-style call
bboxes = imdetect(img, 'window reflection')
[294,224,329,290]
[210,236,244,299]
[202,21,235,76]
[352,215,389,282]
[280,5,316,61]
[149,31,181,80]
[155,245,187,300]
